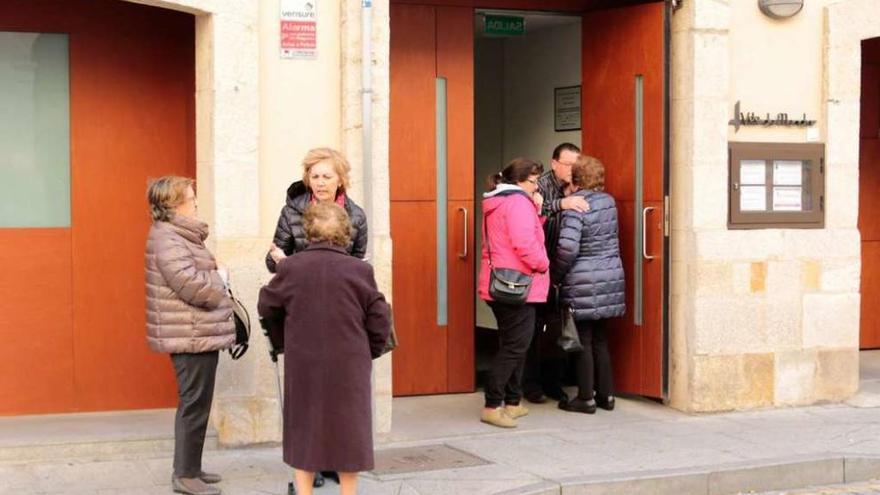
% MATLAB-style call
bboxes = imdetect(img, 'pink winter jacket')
[478,185,550,303]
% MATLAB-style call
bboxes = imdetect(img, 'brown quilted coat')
[145,215,235,354]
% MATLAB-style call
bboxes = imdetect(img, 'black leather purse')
[484,206,533,305]
[555,305,583,353]
[228,289,250,360]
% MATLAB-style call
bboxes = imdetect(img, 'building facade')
[0,0,876,445]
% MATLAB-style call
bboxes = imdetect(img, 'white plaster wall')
[259,0,342,237]
[474,37,504,330]
[727,0,830,143]
[502,22,582,163]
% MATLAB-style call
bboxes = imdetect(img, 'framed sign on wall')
[554,85,581,132]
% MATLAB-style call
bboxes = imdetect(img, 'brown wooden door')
[860,42,880,349]
[582,2,665,397]
[390,4,475,396]
[0,0,193,414]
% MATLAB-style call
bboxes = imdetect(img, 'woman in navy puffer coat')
[552,156,625,414]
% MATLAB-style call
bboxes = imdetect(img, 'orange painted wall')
[0,0,194,414]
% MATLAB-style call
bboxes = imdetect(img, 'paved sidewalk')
[4,388,880,495]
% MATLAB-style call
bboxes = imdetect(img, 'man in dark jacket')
[523,142,589,404]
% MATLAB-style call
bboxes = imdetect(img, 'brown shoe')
[199,471,222,484]
[480,407,517,428]
[172,476,221,495]
[504,403,529,419]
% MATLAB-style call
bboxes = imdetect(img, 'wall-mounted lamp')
[758,0,804,19]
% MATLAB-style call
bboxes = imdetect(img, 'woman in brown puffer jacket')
[145,176,234,495]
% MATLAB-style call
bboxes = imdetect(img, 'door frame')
[389,0,672,399]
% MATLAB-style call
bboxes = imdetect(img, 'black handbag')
[228,289,250,360]
[556,305,583,353]
[379,311,398,357]
[484,207,533,305]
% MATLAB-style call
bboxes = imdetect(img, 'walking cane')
[260,316,297,495]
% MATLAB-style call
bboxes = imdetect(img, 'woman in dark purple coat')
[258,202,391,495]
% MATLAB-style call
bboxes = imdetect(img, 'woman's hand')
[532,191,544,210]
[269,243,287,264]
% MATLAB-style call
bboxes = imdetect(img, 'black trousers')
[485,302,536,408]
[171,351,219,478]
[572,319,613,401]
[522,303,566,398]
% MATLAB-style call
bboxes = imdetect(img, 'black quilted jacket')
[265,181,368,273]
[552,189,626,321]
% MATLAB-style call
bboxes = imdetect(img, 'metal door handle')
[642,207,656,261]
[458,207,468,259]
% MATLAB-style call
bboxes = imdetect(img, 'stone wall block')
[732,262,751,295]
[693,261,731,296]
[691,100,729,165]
[821,258,861,293]
[213,87,260,161]
[671,228,694,263]
[826,100,861,168]
[695,230,784,261]
[692,32,728,101]
[213,159,261,237]
[802,259,821,292]
[785,229,860,260]
[802,293,860,349]
[668,293,695,410]
[826,165,860,230]
[693,295,767,355]
[814,348,860,401]
[691,165,728,229]
[212,397,281,446]
[671,29,694,101]
[691,353,774,412]
[765,261,802,297]
[764,292,803,352]
[212,16,259,91]
[774,350,817,406]
[692,0,730,31]
[825,43,861,102]
[195,15,215,92]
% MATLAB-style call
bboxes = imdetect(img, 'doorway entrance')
[389,1,668,399]
[0,0,194,415]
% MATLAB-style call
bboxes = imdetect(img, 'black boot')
[312,472,325,487]
[595,394,615,411]
[559,397,597,414]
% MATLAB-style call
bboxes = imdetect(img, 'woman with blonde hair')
[266,147,368,272]
[145,176,234,495]
[552,156,625,414]
[258,202,391,495]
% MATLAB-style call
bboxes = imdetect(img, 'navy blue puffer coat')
[552,190,626,321]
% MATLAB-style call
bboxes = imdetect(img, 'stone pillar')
[669,0,861,412]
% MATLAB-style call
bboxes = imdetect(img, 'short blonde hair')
[302,147,351,193]
[147,176,194,222]
[571,155,605,191]
[303,202,352,247]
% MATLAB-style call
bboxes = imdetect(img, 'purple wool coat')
[257,242,391,472]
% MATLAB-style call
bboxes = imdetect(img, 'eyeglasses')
[526,178,538,185]
[554,160,575,168]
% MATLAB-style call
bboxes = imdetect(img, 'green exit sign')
[483,15,525,36]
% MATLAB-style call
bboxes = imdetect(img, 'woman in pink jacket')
[478,158,550,428]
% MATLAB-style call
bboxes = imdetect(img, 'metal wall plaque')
[555,85,581,132]
[728,100,816,133]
